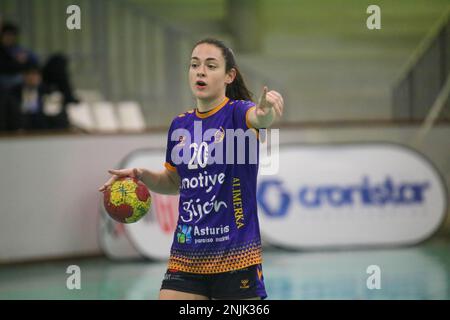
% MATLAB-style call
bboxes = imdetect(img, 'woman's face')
[189,43,235,101]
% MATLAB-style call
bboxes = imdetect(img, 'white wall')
[0,133,166,263]
[0,124,449,263]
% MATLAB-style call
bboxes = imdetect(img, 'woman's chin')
[193,91,211,100]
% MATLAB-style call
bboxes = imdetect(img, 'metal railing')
[392,7,450,121]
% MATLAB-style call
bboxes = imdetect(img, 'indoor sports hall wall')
[0,124,449,263]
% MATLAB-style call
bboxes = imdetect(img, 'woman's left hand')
[256,86,284,118]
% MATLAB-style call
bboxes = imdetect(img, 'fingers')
[98,174,117,192]
[98,168,133,192]
[265,91,284,117]
[271,101,282,117]
[108,169,128,176]
[272,92,284,117]
[270,90,284,106]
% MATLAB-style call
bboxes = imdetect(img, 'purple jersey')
[164,97,262,274]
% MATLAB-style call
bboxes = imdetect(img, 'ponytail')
[226,68,253,102]
[193,38,254,102]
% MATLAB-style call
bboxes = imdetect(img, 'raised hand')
[256,86,284,118]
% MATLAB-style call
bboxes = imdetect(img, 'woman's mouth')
[196,80,207,89]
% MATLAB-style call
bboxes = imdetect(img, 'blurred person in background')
[8,62,49,131]
[42,54,79,130]
[0,21,39,90]
[0,84,22,131]
[0,20,77,132]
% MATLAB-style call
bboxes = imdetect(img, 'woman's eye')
[208,65,217,69]
[191,63,198,68]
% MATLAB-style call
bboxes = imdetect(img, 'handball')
[103,176,151,224]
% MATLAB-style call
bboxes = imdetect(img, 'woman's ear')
[225,68,237,84]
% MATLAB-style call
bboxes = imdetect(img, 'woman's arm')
[247,86,284,129]
[139,167,180,195]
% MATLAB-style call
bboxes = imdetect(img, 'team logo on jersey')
[176,224,192,244]
[213,126,225,143]
[240,279,250,289]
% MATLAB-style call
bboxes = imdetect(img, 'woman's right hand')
[98,168,143,192]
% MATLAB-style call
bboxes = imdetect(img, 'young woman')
[99,38,284,300]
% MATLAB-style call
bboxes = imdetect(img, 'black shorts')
[160,264,267,300]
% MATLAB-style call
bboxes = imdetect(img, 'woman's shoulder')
[228,99,256,118]
[168,108,195,129]
[229,99,255,109]
[175,108,195,119]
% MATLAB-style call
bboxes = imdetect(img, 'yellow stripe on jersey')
[164,162,177,172]
[195,97,229,118]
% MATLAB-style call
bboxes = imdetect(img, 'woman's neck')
[196,94,226,113]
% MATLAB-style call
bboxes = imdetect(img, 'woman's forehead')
[191,43,223,61]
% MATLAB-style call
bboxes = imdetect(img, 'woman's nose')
[197,65,206,76]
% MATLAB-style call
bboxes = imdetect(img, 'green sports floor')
[1,237,449,300]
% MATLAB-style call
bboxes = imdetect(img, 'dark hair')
[1,22,20,36]
[22,61,41,74]
[193,38,253,102]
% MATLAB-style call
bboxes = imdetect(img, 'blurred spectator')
[42,54,78,104]
[8,62,49,130]
[0,85,22,131]
[0,22,78,132]
[42,54,79,129]
[0,22,39,90]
